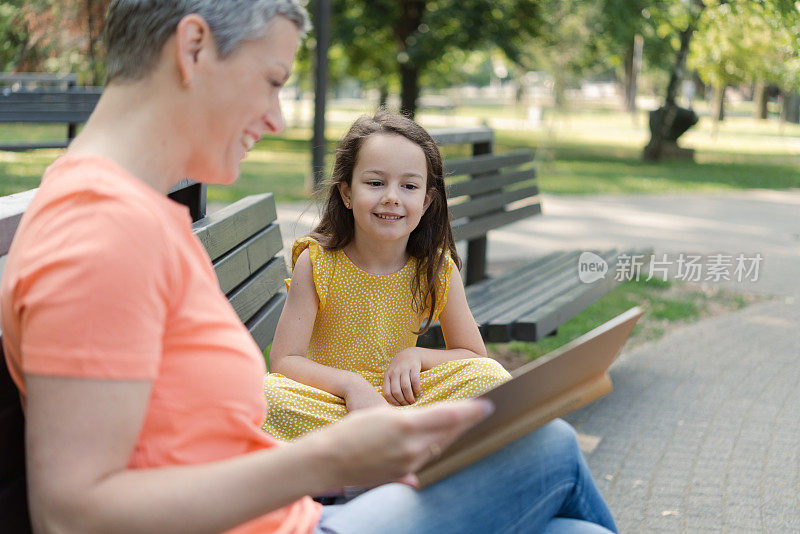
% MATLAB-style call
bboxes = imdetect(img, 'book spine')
[417,373,613,488]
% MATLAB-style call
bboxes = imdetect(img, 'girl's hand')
[383,348,424,406]
[344,376,390,412]
[300,399,494,490]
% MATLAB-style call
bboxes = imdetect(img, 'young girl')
[263,112,511,441]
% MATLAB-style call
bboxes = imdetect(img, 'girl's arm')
[420,266,488,369]
[383,268,489,405]
[26,373,492,534]
[269,249,376,399]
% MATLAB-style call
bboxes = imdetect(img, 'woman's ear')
[338,182,352,208]
[174,14,212,87]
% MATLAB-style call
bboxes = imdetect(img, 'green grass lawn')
[488,277,761,368]
[2,103,798,200]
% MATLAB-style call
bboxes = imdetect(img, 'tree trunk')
[293,86,303,128]
[712,84,725,122]
[783,90,800,124]
[692,71,706,100]
[86,0,96,85]
[395,0,426,119]
[622,35,643,113]
[400,64,419,118]
[753,80,768,120]
[622,44,634,112]
[378,85,389,109]
[643,3,703,161]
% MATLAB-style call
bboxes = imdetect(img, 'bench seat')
[418,249,642,347]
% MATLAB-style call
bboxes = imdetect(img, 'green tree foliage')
[689,0,800,121]
[594,0,676,110]
[0,0,53,72]
[0,0,109,83]
[320,0,541,117]
[511,0,602,107]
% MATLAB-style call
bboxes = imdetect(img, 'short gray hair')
[104,0,311,83]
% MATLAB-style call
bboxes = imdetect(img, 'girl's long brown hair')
[309,111,461,334]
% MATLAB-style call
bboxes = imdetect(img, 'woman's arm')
[383,268,488,405]
[269,249,384,407]
[26,375,325,534]
[26,374,492,534]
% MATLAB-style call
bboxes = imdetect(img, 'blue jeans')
[314,419,617,534]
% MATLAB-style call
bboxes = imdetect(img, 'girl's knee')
[469,357,512,381]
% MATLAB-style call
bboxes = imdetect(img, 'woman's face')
[187,16,299,185]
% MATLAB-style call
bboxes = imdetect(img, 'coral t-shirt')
[0,155,321,533]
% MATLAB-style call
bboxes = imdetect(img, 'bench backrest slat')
[245,292,286,351]
[452,201,541,243]
[450,184,539,221]
[193,193,287,350]
[214,224,283,294]
[447,168,534,199]
[445,149,533,177]
[227,257,287,326]
[430,126,493,147]
[192,194,278,261]
[0,91,102,124]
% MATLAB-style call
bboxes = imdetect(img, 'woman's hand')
[343,376,390,412]
[299,399,494,491]
[383,348,425,406]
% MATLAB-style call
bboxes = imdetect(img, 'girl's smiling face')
[339,133,431,248]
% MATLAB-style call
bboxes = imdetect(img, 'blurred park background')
[1,0,799,360]
[1,0,799,200]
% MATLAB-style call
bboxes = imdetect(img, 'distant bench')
[0,73,101,151]
[418,127,636,346]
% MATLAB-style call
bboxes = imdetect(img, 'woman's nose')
[262,103,285,134]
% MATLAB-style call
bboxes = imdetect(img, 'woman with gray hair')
[0,1,617,533]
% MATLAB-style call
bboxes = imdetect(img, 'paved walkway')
[277,189,800,533]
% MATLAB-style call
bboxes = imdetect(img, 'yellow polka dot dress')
[262,237,511,441]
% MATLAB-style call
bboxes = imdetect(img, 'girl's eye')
[404,183,419,190]
[366,180,382,187]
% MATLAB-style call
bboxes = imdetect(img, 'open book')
[416,306,643,488]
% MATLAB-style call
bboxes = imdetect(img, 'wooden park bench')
[0,127,640,527]
[418,127,632,347]
[0,184,287,532]
[0,73,102,151]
